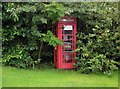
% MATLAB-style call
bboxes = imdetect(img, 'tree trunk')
[38,41,43,63]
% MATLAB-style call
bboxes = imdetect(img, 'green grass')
[2,66,118,87]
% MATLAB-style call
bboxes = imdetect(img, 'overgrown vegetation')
[2,2,120,74]
[71,2,120,75]
[75,26,119,75]
[2,2,64,68]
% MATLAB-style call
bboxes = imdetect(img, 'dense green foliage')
[75,27,119,75]
[2,2,119,74]
[70,2,120,75]
[68,2,119,75]
[2,2,64,68]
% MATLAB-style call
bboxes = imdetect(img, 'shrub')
[2,45,36,68]
[2,2,64,68]
[75,26,119,75]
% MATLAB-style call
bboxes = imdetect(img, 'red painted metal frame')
[54,16,77,69]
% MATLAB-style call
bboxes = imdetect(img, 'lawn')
[2,65,118,87]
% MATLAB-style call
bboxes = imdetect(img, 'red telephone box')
[54,16,77,69]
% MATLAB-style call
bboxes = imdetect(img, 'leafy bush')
[75,26,119,75]
[2,44,36,68]
[2,2,65,68]
[2,2,119,71]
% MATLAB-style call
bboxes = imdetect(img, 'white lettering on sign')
[64,25,73,30]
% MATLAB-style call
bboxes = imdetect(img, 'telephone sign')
[63,25,73,30]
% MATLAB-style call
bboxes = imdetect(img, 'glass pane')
[62,35,73,40]
[62,52,74,63]
[63,30,72,34]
